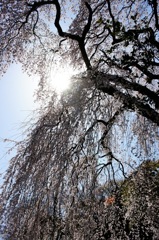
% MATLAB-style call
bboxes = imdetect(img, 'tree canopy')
[0,0,159,239]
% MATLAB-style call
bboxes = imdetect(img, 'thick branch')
[152,0,159,30]
[89,72,159,125]
[54,0,80,41]
[54,0,92,69]
[82,2,93,39]
[107,0,116,39]
[128,62,159,80]
[99,73,159,109]
[78,40,92,69]
[27,0,91,69]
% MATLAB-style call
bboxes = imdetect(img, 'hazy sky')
[0,64,38,183]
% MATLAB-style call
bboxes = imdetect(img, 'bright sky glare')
[50,65,77,93]
[0,63,76,183]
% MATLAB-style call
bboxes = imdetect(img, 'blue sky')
[0,61,76,186]
[0,64,38,182]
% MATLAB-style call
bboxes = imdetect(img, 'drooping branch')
[2,1,159,238]
[98,107,124,157]
[97,106,124,134]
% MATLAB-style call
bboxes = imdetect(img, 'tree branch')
[152,0,159,30]
[89,71,159,126]
[99,73,159,109]
[82,2,93,40]
[27,0,91,69]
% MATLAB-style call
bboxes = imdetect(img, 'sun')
[50,66,75,93]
